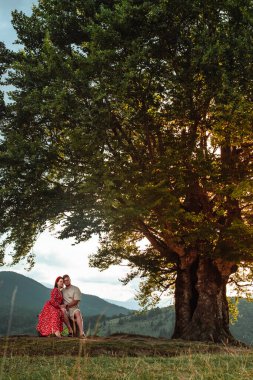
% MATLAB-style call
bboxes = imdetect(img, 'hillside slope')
[94,300,253,345]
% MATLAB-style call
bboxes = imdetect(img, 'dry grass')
[0,334,249,357]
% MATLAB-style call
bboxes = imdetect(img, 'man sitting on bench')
[62,274,86,339]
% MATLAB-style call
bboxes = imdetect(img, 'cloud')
[1,230,140,301]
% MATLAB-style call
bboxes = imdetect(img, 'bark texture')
[172,256,237,343]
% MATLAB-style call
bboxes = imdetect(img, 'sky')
[0,0,143,302]
[3,230,141,301]
[0,0,35,48]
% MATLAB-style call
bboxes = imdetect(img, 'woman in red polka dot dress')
[37,276,65,338]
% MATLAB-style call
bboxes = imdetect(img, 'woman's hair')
[54,276,63,288]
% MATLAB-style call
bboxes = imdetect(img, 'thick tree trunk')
[172,256,237,343]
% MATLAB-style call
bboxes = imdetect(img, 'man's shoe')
[79,334,86,339]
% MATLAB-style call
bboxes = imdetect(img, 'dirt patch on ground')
[0,334,250,357]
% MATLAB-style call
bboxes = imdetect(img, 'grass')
[1,354,253,380]
[0,335,249,357]
[0,335,253,379]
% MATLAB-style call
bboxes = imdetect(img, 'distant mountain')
[97,299,253,345]
[105,298,140,310]
[0,271,131,336]
[0,271,50,311]
[41,282,53,289]
[105,297,173,311]
[230,298,253,344]
[97,307,175,338]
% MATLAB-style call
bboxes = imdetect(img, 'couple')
[37,274,85,339]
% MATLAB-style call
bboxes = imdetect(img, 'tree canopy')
[0,0,253,341]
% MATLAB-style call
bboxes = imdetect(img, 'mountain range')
[0,271,131,336]
[97,299,253,345]
[1,271,253,345]
[104,297,173,310]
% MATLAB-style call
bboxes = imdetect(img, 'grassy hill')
[90,300,253,345]
[94,307,175,338]
[0,271,131,336]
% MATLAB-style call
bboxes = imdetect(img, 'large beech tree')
[0,0,253,342]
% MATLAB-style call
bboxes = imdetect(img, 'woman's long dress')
[37,288,64,336]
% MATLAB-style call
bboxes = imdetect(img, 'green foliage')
[228,297,239,324]
[0,0,252,304]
